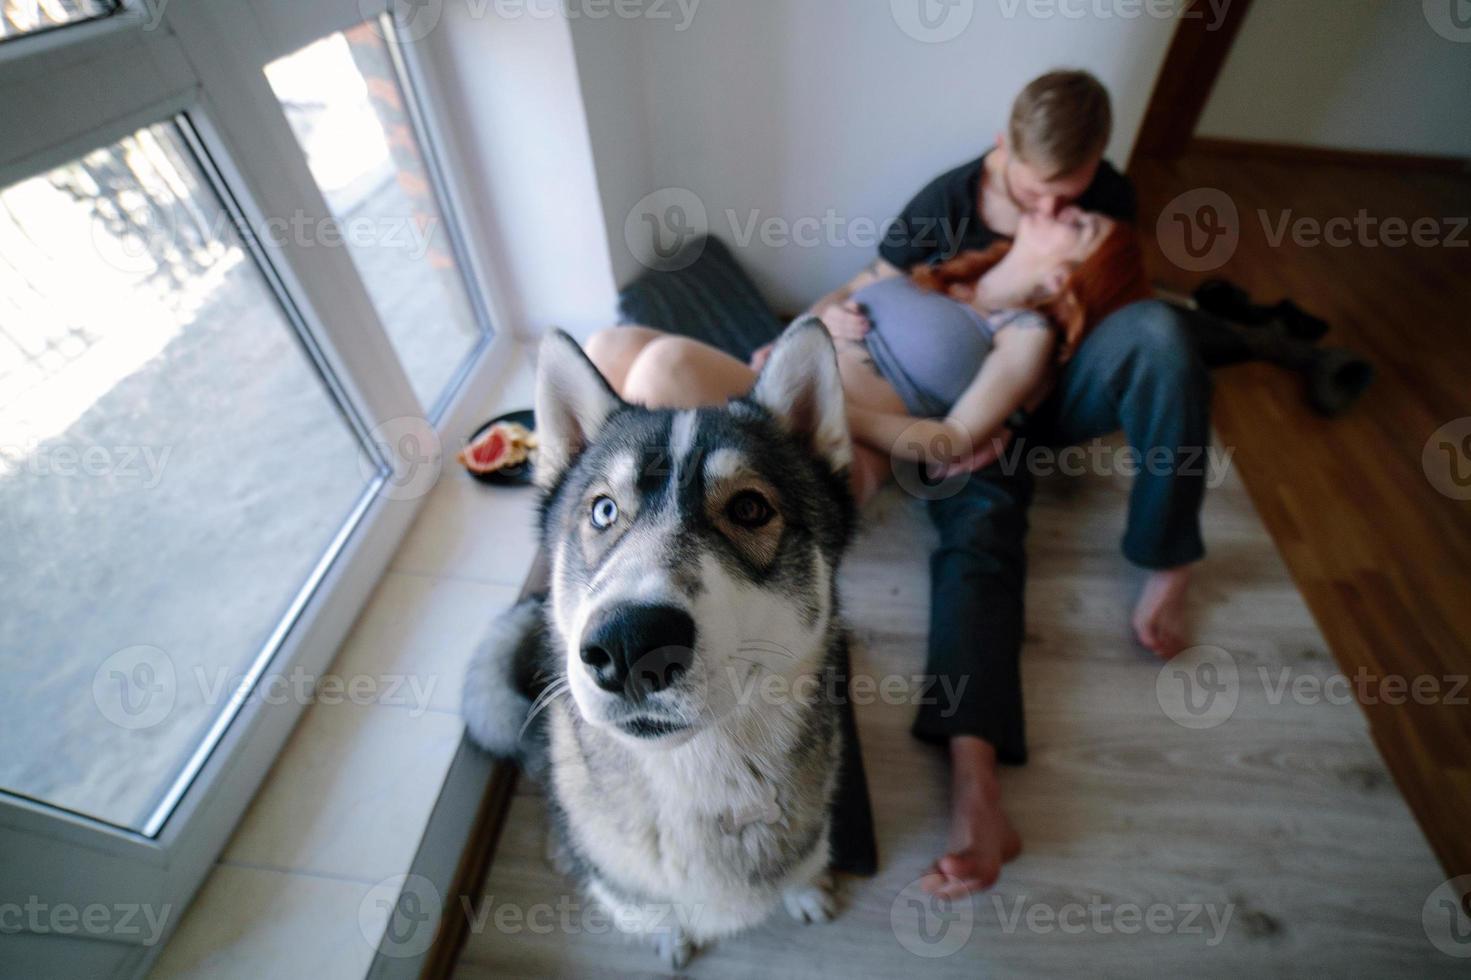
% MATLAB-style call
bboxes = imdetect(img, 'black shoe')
[1194,278,1271,325]
[1193,278,1330,342]
[1269,299,1330,343]
[1307,349,1374,417]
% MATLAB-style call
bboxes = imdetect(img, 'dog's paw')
[783,875,836,924]
[654,928,697,970]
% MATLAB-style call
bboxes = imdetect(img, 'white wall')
[426,1,620,340]
[568,11,656,290]
[571,0,1179,312]
[1197,0,1471,160]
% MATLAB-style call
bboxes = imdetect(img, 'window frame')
[0,0,127,54]
[0,1,511,973]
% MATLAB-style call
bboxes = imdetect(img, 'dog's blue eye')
[590,496,619,530]
[726,490,774,529]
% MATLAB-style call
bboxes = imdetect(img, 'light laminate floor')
[455,437,1455,978]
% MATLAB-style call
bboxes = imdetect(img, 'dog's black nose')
[580,604,695,698]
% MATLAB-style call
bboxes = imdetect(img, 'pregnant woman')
[582,206,1154,899]
[586,207,1149,505]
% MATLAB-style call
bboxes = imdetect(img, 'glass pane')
[265,24,486,411]
[0,0,116,42]
[0,122,373,832]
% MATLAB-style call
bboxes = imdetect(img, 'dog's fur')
[463,321,856,967]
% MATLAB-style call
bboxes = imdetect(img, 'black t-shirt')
[878,149,1138,271]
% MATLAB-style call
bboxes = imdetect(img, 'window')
[0,0,116,43]
[0,4,502,973]
[0,121,376,833]
[265,24,487,413]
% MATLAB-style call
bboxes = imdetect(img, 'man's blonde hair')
[1009,70,1112,179]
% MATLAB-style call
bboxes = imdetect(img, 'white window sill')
[148,343,538,979]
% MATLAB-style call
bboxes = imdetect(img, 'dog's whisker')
[737,652,793,669]
[727,681,782,750]
[728,654,779,671]
[522,681,566,723]
[739,640,799,660]
[519,693,567,740]
[520,680,570,738]
[735,650,791,663]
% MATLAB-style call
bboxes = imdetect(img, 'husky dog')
[463,320,855,967]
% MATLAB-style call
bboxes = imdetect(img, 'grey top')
[854,276,1049,418]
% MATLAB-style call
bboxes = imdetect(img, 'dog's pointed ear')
[751,317,852,474]
[534,329,624,490]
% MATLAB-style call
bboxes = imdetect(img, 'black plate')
[462,409,536,486]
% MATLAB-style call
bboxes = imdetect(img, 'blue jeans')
[912,300,1213,760]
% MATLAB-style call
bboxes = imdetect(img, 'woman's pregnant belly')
[852,276,995,418]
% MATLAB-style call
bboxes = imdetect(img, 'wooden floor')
[1132,151,1471,881]
[455,442,1452,976]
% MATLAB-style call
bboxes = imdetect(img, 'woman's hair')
[910,220,1152,362]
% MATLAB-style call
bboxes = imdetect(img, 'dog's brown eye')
[726,490,773,529]
[590,496,619,530]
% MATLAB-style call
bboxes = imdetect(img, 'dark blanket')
[617,236,785,362]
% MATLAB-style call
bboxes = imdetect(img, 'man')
[802,71,1211,898]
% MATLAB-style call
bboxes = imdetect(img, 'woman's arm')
[848,324,1055,467]
[806,257,903,318]
[753,261,905,369]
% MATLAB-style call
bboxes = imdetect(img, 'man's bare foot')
[1133,565,1193,660]
[921,737,1021,899]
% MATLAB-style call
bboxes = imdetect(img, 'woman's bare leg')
[621,336,757,409]
[831,343,911,506]
[584,325,669,392]
[598,332,895,505]
[850,445,890,506]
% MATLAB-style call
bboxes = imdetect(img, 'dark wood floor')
[1133,149,1471,880]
